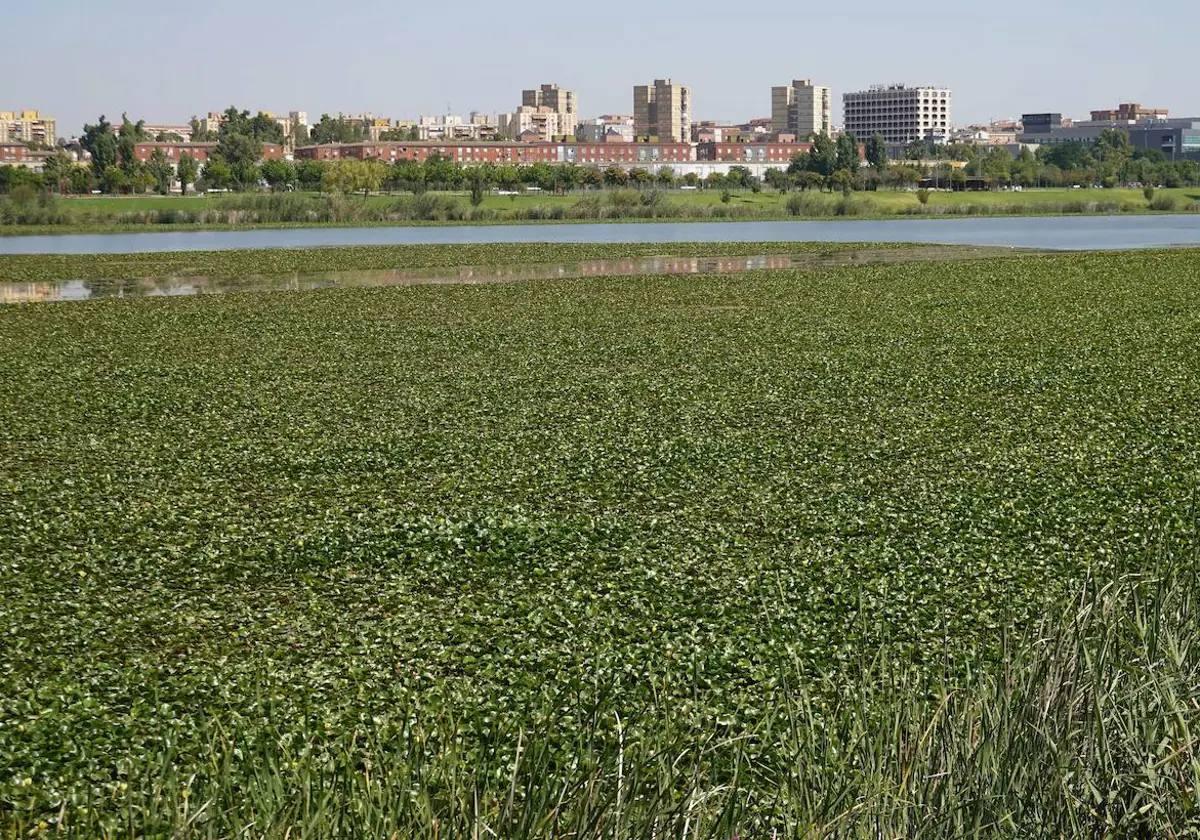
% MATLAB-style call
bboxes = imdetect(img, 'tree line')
[3,120,1199,197]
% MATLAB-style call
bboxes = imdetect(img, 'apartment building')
[633,79,691,143]
[770,80,831,137]
[522,83,578,137]
[576,116,634,143]
[498,106,561,142]
[842,85,952,144]
[0,110,56,146]
[417,114,500,141]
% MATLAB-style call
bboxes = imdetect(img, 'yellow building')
[0,110,56,146]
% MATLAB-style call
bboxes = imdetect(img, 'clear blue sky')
[6,0,1194,137]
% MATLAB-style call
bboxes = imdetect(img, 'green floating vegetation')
[2,250,1199,835]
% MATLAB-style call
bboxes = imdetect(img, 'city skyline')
[4,0,1192,139]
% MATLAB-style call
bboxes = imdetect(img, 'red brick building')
[132,142,216,164]
[131,142,284,164]
[696,141,809,163]
[296,142,558,165]
[560,142,694,166]
[0,143,38,165]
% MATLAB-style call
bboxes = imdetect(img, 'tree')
[117,114,149,174]
[806,133,837,177]
[494,165,520,191]
[423,153,459,189]
[835,132,859,173]
[866,134,889,171]
[42,151,78,194]
[886,165,921,191]
[290,122,310,149]
[727,166,755,189]
[130,166,156,194]
[214,133,263,190]
[69,166,94,195]
[0,165,43,194]
[310,114,365,145]
[1012,148,1038,187]
[201,158,233,191]
[321,159,384,196]
[602,166,628,187]
[146,148,174,194]
[763,168,790,192]
[81,116,119,182]
[795,171,824,192]
[388,159,425,193]
[101,165,128,194]
[261,159,296,192]
[468,168,487,206]
[581,168,604,189]
[202,108,283,145]
[829,169,854,196]
[904,138,932,161]
[981,147,1013,187]
[189,116,217,142]
[296,160,325,191]
[177,153,199,195]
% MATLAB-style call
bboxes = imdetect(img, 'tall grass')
[5,532,1197,838]
[7,191,1200,230]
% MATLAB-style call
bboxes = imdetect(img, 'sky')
[6,0,1195,137]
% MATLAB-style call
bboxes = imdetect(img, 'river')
[2,214,1200,254]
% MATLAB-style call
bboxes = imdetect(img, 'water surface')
[2,214,1199,255]
[0,247,1023,304]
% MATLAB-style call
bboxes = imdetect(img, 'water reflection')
[2,247,1016,305]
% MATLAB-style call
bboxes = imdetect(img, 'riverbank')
[2,186,1197,236]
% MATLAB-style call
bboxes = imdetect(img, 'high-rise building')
[842,85,952,144]
[499,106,561,142]
[771,80,831,137]
[521,83,577,137]
[633,79,691,143]
[0,110,56,146]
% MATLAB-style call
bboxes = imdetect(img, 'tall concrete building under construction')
[770,80,831,137]
[633,79,691,143]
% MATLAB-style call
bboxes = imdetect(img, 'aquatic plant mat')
[2,249,1198,836]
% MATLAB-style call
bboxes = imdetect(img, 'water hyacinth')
[1,247,1199,836]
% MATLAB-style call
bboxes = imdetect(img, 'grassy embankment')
[2,248,1199,835]
[1,186,1197,235]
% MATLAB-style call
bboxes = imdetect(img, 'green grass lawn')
[2,248,1199,834]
